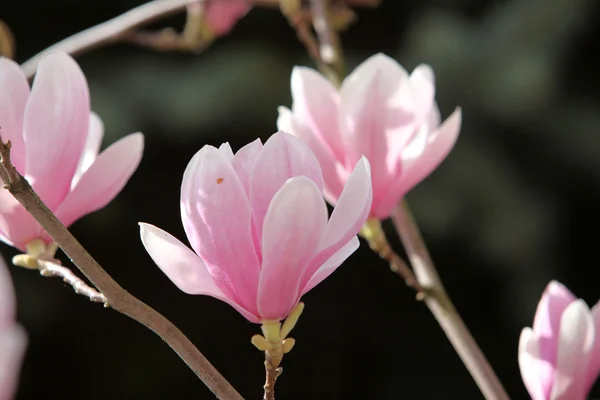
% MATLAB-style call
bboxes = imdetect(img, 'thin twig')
[38,259,108,305]
[361,221,424,297]
[391,200,510,400]
[20,0,285,79]
[20,0,202,79]
[263,358,281,400]
[309,0,345,85]
[280,1,326,68]
[0,138,243,399]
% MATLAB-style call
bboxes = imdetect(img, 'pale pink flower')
[187,0,251,37]
[0,52,144,251]
[0,256,27,400]
[140,131,372,323]
[277,53,462,219]
[519,281,600,400]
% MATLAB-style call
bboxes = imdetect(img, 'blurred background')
[2,0,600,398]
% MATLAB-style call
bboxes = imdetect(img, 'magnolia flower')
[0,256,27,400]
[278,53,462,219]
[0,52,143,251]
[519,281,600,400]
[140,131,372,323]
[187,0,251,38]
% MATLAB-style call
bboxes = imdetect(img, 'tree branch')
[391,200,510,400]
[0,138,244,399]
[20,0,286,79]
[262,358,281,400]
[309,0,345,85]
[21,0,202,79]
[13,254,108,305]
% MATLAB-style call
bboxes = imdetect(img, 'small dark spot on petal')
[216,178,224,184]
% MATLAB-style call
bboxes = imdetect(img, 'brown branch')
[20,0,286,79]
[0,139,244,399]
[391,200,510,400]
[280,1,326,66]
[361,222,424,297]
[20,0,202,79]
[39,260,108,304]
[309,0,345,85]
[13,254,107,305]
[263,358,281,400]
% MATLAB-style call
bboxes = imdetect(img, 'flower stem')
[309,0,345,86]
[360,219,424,297]
[263,357,282,400]
[392,200,510,400]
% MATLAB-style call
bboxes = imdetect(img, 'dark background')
[2,0,600,398]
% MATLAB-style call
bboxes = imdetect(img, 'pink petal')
[319,157,372,251]
[409,64,436,119]
[139,223,259,323]
[302,236,359,295]
[231,138,263,195]
[180,145,260,315]
[533,281,578,337]
[257,176,327,320]
[249,131,323,239]
[530,281,578,399]
[0,325,27,400]
[0,256,15,326]
[218,142,234,162]
[72,112,104,189]
[290,67,345,162]
[299,157,372,291]
[396,108,462,197]
[519,328,549,400]
[585,302,600,392]
[0,58,29,173]
[54,133,144,228]
[340,57,414,202]
[341,53,409,107]
[204,0,251,36]
[23,52,90,210]
[550,300,595,400]
[0,190,41,250]
[277,107,346,205]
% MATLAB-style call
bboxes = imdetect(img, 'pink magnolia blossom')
[187,0,251,37]
[0,52,144,251]
[519,281,600,400]
[140,131,372,323]
[277,53,462,219]
[0,256,27,400]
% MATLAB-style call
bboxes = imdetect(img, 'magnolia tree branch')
[309,0,345,85]
[38,260,108,303]
[0,138,243,400]
[262,359,281,400]
[392,200,510,400]
[20,0,285,79]
[13,255,108,304]
[21,0,203,79]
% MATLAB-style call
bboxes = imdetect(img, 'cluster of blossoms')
[0,4,597,397]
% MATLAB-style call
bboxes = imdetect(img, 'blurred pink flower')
[140,131,372,323]
[278,53,462,219]
[0,52,144,251]
[188,0,251,37]
[519,281,600,400]
[0,256,26,400]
